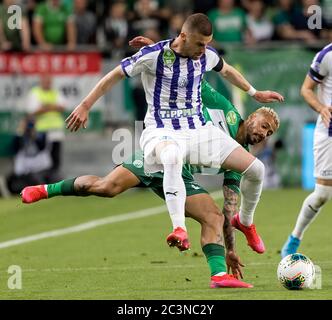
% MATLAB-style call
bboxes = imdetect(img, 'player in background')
[49,14,284,252]
[22,83,279,289]
[281,43,332,258]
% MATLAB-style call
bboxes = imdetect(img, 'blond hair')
[254,106,280,129]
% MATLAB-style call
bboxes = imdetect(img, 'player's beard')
[247,128,264,145]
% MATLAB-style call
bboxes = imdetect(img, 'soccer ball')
[277,253,315,290]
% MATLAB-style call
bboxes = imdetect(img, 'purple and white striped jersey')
[121,39,222,130]
[309,43,332,136]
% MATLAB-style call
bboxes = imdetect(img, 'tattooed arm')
[223,185,238,252]
[223,185,245,278]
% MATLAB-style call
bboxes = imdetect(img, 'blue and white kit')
[309,43,332,179]
[121,39,240,173]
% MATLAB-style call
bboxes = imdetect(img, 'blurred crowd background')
[0,0,331,196]
[0,0,332,54]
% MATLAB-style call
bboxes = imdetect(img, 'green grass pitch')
[0,189,331,300]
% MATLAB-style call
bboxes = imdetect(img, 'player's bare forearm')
[66,65,125,132]
[222,185,238,252]
[223,186,244,279]
[220,61,284,103]
[82,66,125,110]
[220,62,251,92]
[301,75,332,127]
[301,86,324,113]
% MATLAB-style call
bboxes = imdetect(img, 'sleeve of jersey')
[205,46,224,72]
[120,49,153,78]
[309,51,329,83]
[223,170,242,194]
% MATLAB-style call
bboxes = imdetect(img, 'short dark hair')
[182,13,213,36]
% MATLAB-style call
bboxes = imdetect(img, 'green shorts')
[122,152,208,199]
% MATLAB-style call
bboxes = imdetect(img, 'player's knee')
[243,158,265,182]
[159,144,183,166]
[312,184,332,207]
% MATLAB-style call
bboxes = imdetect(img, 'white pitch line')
[0,191,222,250]
[0,205,167,250]
[0,264,273,273]
[13,260,332,273]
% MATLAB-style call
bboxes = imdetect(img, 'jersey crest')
[163,49,176,68]
[226,111,237,125]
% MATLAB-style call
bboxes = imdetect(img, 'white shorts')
[140,122,241,173]
[313,121,332,179]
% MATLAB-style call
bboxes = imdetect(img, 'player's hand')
[128,36,154,49]
[254,90,284,103]
[319,106,332,128]
[65,105,89,132]
[226,251,244,279]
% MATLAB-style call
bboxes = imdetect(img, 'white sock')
[239,158,265,226]
[292,184,332,239]
[160,144,186,231]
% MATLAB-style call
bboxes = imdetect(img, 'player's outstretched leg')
[21,166,140,204]
[21,178,76,203]
[158,143,189,251]
[185,193,253,288]
[281,183,332,258]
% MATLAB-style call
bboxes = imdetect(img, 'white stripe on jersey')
[121,40,221,130]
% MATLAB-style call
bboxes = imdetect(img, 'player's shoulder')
[310,43,332,78]
[205,46,223,69]
[140,39,170,55]
[132,39,171,62]
[206,46,219,57]
[313,43,332,64]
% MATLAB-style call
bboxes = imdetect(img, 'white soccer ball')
[277,253,315,290]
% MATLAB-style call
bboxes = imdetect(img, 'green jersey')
[207,7,247,43]
[34,2,72,45]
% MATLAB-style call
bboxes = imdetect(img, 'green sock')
[202,243,226,276]
[46,178,77,198]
